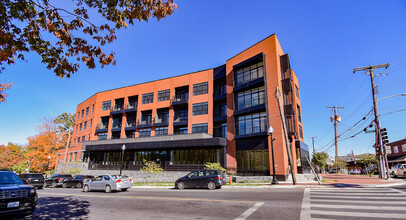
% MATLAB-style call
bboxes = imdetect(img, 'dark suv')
[175,169,226,190]
[45,174,72,188]
[62,175,94,188]
[19,173,45,189]
[0,171,38,217]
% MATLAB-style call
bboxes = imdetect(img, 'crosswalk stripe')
[310,210,406,219]
[310,192,400,196]
[310,203,403,211]
[311,198,406,204]
[310,195,406,200]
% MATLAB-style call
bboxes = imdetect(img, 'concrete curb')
[129,181,406,189]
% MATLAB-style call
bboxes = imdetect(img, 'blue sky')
[1,0,405,157]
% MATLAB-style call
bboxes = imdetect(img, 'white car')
[390,164,406,178]
[83,175,133,193]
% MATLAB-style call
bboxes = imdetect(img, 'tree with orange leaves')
[25,117,65,173]
[0,142,25,171]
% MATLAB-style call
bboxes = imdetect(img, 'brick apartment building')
[386,138,406,167]
[56,34,309,180]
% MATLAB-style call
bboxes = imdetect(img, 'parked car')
[18,173,45,189]
[349,169,361,175]
[362,166,379,175]
[0,171,38,217]
[390,164,406,178]
[62,175,94,188]
[44,174,72,188]
[83,175,133,193]
[175,169,226,190]
[328,168,337,174]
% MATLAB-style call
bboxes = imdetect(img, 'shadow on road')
[11,196,91,219]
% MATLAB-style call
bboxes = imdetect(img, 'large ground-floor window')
[236,149,270,171]
[170,149,220,165]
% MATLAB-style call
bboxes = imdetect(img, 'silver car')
[83,175,133,193]
[390,164,406,178]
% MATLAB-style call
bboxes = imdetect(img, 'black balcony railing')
[125,121,136,128]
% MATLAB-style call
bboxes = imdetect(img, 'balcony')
[124,102,138,113]
[111,124,122,132]
[110,104,124,115]
[95,124,108,133]
[173,118,188,126]
[125,121,136,130]
[234,103,266,116]
[214,115,227,122]
[171,96,188,106]
[136,119,153,129]
[153,118,169,127]
[233,77,264,93]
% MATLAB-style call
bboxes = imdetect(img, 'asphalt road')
[15,187,305,220]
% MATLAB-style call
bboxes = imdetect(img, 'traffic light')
[380,128,389,144]
[376,146,382,155]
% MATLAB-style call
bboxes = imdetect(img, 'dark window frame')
[155,127,168,136]
[157,89,170,102]
[142,92,154,104]
[102,101,111,111]
[192,123,208,134]
[236,112,267,135]
[193,82,208,96]
[139,128,151,137]
[192,102,208,116]
[236,86,265,110]
[234,61,264,86]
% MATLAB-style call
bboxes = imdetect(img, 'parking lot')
[21,187,304,220]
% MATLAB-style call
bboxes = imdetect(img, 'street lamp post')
[268,126,278,185]
[120,145,126,175]
[47,155,51,172]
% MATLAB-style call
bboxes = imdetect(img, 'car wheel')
[76,183,82,188]
[177,182,185,190]
[207,181,216,190]
[105,185,112,193]
[84,185,90,192]
[121,188,128,191]
[52,181,57,188]
[62,183,68,188]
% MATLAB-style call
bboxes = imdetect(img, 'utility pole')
[326,106,344,173]
[353,63,390,179]
[310,136,317,157]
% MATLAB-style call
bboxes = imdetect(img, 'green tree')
[312,152,329,171]
[357,153,377,176]
[204,162,226,172]
[66,168,82,176]
[54,112,75,133]
[0,0,176,102]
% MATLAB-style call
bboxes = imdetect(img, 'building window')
[74,152,77,161]
[76,124,78,132]
[82,135,85,142]
[139,128,151,137]
[214,123,227,138]
[295,85,300,98]
[157,89,170,102]
[79,123,82,131]
[86,107,89,116]
[236,149,270,171]
[193,82,208,96]
[77,137,81,143]
[236,112,267,135]
[297,105,302,123]
[402,144,406,152]
[84,121,87,130]
[299,125,303,139]
[236,86,265,110]
[192,102,208,116]
[92,104,94,113]
[155,127,168,136]
[174,126,188,135]
[386,146,392,154]
[98,132,107,140]
[169,149,220,165]
[81,109,84,118]
[394,146,399,154]
[102,101,111,111]
[141,92,154,104]
[90,119,92,128]
[192,123,208,134]
[235,61,264,86]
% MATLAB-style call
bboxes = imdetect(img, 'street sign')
[364,130,375,133]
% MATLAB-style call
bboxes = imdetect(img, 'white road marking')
[310,198,406,204]
[300,188,311,220]
[310,195,406,200]
[310,203,401,211]
[234,201,264,220]
[310,210,406,219]
[389,188,406,195]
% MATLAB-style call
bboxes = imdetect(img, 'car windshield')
[49,174,60,178]
[27,174,43,178]
[0,172,24,185]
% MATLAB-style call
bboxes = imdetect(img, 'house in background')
[386,138,406,167]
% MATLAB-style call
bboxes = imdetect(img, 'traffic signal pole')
[353,63,390,179]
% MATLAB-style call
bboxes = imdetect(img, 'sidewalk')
[131,174,406,189]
